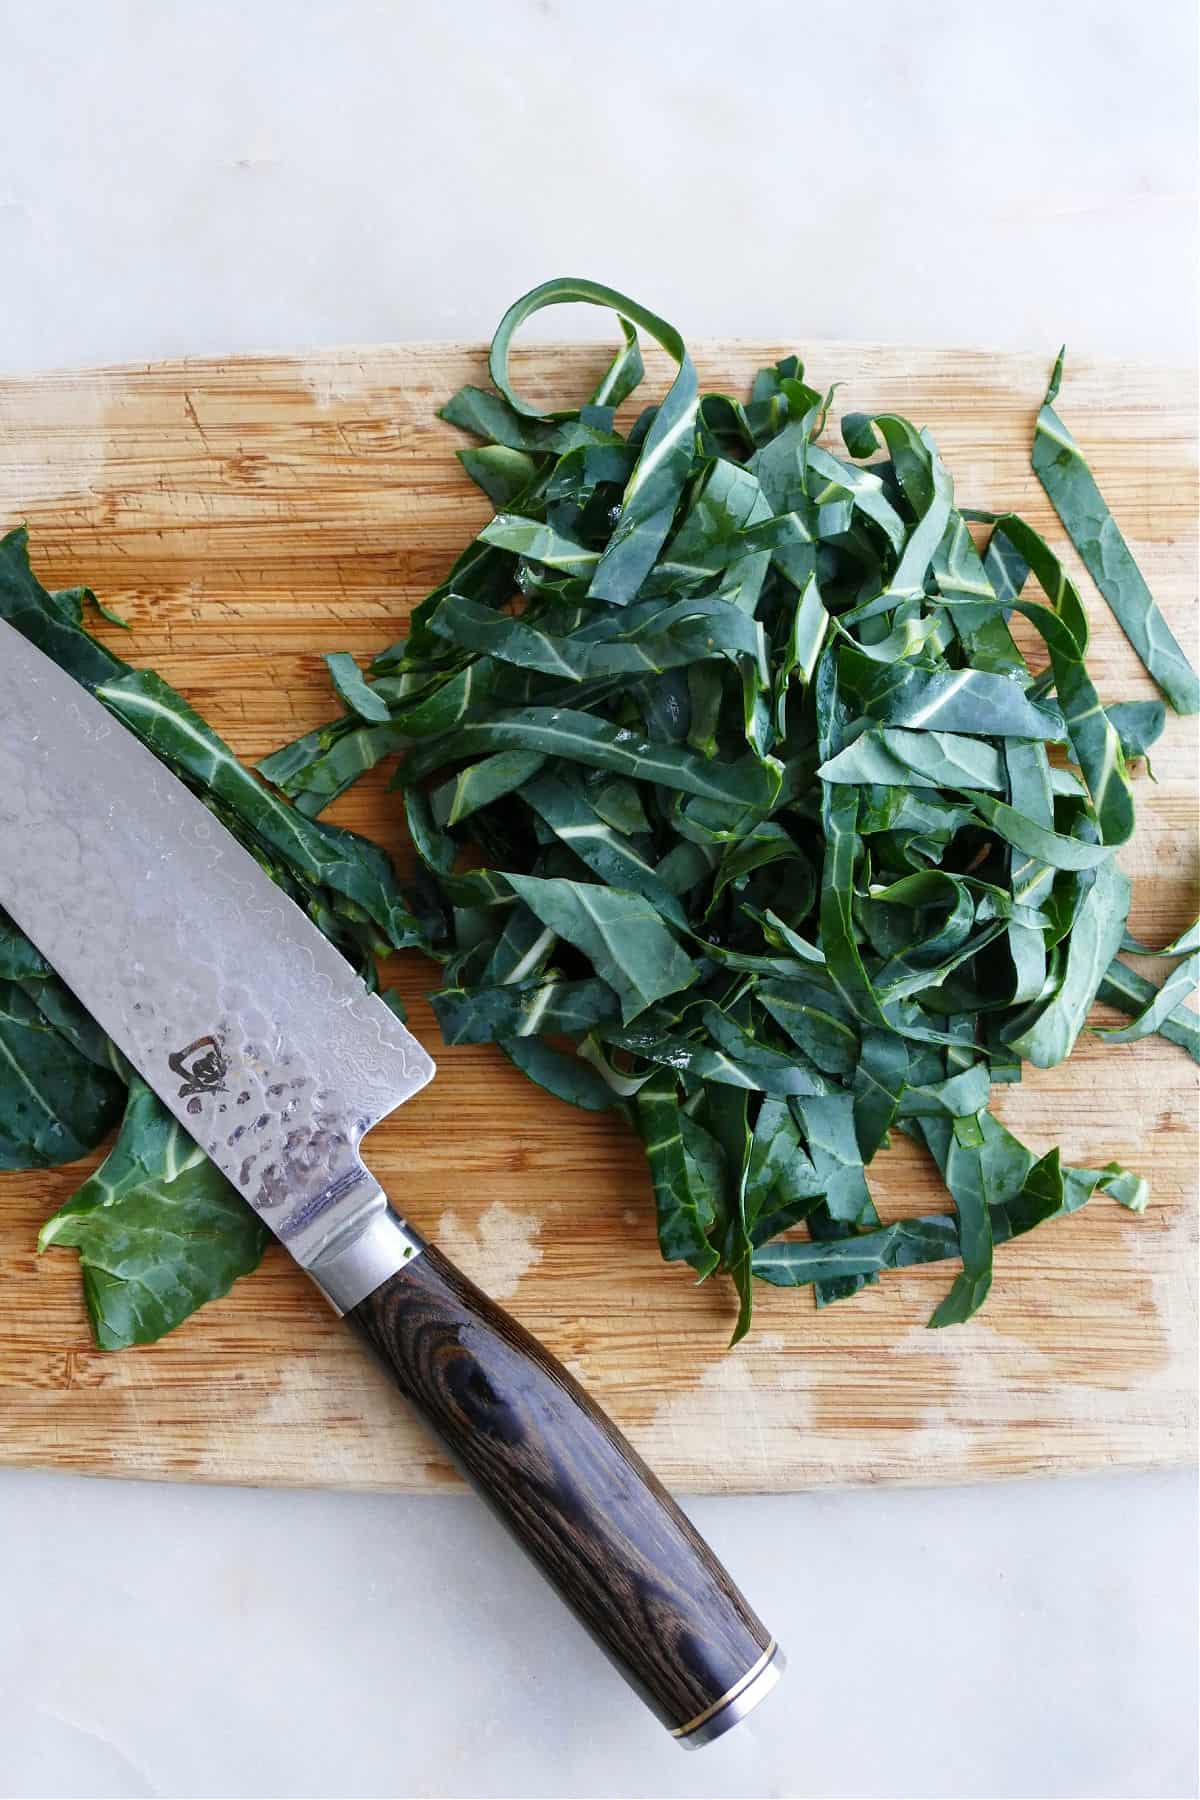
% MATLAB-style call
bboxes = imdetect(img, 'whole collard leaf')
[38,1079,269,1348]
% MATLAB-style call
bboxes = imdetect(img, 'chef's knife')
[0,619,782,1747]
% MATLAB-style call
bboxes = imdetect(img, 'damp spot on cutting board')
[436,1200,544,1300]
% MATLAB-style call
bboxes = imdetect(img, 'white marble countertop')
[0,3,1196,1796]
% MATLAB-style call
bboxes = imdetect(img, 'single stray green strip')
[1033,349,1199,715]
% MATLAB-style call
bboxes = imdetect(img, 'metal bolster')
[303,1184,427,1314]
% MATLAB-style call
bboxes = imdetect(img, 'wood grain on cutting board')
[0,339,1195,1492]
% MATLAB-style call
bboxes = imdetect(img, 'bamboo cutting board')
[0,339,1196,1493]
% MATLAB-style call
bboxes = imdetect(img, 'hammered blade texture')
[0,622,434,1263]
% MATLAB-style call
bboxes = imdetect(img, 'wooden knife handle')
[345,1242,781,1744]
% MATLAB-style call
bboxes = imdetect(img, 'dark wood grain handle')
[345,1242,780,1742]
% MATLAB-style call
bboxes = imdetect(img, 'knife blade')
[0,618,782,1746]
[0,621,434,1303]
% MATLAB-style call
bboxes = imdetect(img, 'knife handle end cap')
[676,1640,786,1749]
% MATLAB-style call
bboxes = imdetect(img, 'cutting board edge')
[2,334,1196,389]
[4,1441,1196,1496]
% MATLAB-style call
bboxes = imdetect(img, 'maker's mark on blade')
[168,1034,229,1114]
[160,996,434,1259]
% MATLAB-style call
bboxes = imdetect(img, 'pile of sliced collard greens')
[3,278,1196,1347]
